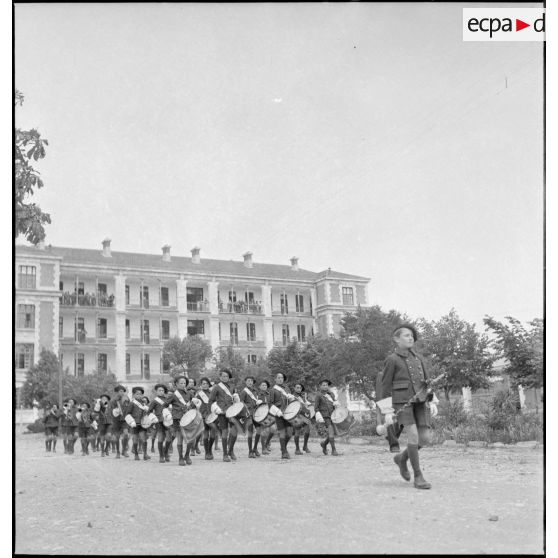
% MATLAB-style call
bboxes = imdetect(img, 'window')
[282,324,290,346]
[97,283,107,296]
[187,320,205,336]
[297,324,306,342]
[245,291,255,304]
[310,296,313,315]
[15,344,34,369]
[97,353,107,373]
[18,266,36,289]
[59,281,64,291]
[141,354,150,378]
[160,286,169,307]
[75,318,86,343]
[218,322,221,340]
[342,287,354,305]
[247,354,257,365]
[246,322,256,342]
[295,294,304,313]
[76,353,85,377]
[161,320,170,340]
[162,357,170,373]
[77,282,85,295]
[59,317,63,338]
[228,290,237,303]
[126,353,131,375]
[230,322,238,345]
[142,320,150,343]
[17,304,35,329]
[140,286,149,309]
[97,318,107,339]
[187,287,204,302]
[125,285,130,305]
[125,319,130,339]
[280,293,289,314]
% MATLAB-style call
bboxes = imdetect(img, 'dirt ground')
[14,433,544,555]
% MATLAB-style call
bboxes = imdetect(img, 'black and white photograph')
[12,2,547,555]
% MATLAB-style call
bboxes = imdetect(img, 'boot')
[133,442,140,461]
[247,436,254,458]
[121,439,129,458]
[207,437,215,460]
[320,438,329,455]
[394,449,411,481]
[178,445,185,466]
[329,438,339,456]
[222,436,231,462]
[143,442,151,460]
[115,438,121,459]
[195,435,202,454]
[228,437,237,461]
[294,435,302,455]
[151,438,155,453]
[303,433,311,453]
[280,438,290,459]
[407,444,431,489]
[253,434,261,457]
[80,439,87,456]
[185,444,193,465]
[203,438,211,460]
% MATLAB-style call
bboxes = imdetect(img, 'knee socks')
[407,444,422,478]
[294,435,300,451]
[303,432,310,449]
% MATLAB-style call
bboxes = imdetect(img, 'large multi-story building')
[15,240,370,391]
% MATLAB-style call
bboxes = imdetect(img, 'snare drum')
[180,410,204,443]
[253,404,275,428]
[225,402,249,433]
[283,401,311,428]
[331,407,355,435]
[140,415,152,429]
[205,411,218,425]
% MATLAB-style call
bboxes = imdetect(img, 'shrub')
[26,419,45,434]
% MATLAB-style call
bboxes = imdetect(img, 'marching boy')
[43,403,60,452]
[314,379,341,456]
[125,386,151,461]
[108,385,131,459]
[378,324,438,490]
[148,383,172,463]
[239,376,262,458]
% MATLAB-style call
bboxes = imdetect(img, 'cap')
[393,323,418,342]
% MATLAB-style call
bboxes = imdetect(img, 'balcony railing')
[219,301,263,314]
[187,301,209,312]
[60,292,115,308]
[60,336,116,345]
[222,339,266,348]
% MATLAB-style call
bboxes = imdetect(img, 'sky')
[14,2,544,329]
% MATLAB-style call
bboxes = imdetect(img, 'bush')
[26,419,45,434]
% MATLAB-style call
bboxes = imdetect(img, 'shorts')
[396,402,431,428]
[110,421,129,436]
[45,426,58,436]
[98,423,110,436]
[217,415,230,431]
[78,426,93,438]
[170,419,183,438]
[275,416,292,432]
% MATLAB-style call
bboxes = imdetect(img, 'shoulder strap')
[273,385,287,397]
[243,387,258,402]
[174,390,188,407]
[218,382,233,398]
[197,390,209,404]
[154,397,164,405]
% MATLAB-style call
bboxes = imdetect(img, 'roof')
[16,244,369,283]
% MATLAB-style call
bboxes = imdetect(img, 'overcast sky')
[14,3,544,328]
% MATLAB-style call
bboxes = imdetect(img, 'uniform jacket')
[108,398,129,423]
[126,399,149,423]
[195,389,212,418]
[164,388,193,420]
[68,406,80,427]
[43,410,60,428]
[78,408,93,428]
[314,391,336,419]
[239,386,260,415]
[257,390,270,406]
[95,402,112,425]
[269,384,292,412]
[208,382,236,413]
[380,348,430,406]
[148,396,168,422]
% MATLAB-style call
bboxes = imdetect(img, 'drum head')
[163,415,173,427]
[308,405,316,418]
[180,409,197,427]
[331,407,349,423]
[253,404,269,423]
[141,416,151,429]
[205,412,218,424]
[225,402,245,418]
[283,401,301,421]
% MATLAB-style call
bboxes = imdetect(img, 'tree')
[15,90,51,244]
[45,370,119,406]
[340,305,407,395]
[214,346,247,380]
[20,349,59,407]
[162,336,213,379]
[417,309,496,401]
[483,316,543,389]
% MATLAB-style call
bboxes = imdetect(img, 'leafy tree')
[418,309,496,401]
[162,336,213,379]
[483,316,543,389]
[214,346,247,380]
[20,349,59,407]
[15,90,51,244]
[44,370,119,406]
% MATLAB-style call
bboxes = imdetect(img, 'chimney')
[162,244,171,262]
[191,247,201,264]
[37,240,45,250]
[243,251,253,268]
[290,256,299,271]
[102,238,112,257]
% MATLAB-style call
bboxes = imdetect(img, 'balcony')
[126,337,163,346]
[60,336,116,345]
[60,292,115,308]
[187,301,209,312]
[222,339,266,349]
[219,301,263,315]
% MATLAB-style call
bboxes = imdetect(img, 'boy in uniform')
[197,377,218,460]
[208,369,239,462]
[268,372,296,459]
[148,383,171,463]
[314,379,341,456]
[378,324,438,490]
[108,385,130,459]
[93,394,112,457]
[186,378,202,455]
[77,402,95,455]
[255,379,272,455]
[43,403,60,452]
[125,386,151,461]
[239,376,262,458]
[164,375,197,466]
[66,398,80,454]
[292,383,311,454]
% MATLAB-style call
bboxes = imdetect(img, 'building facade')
[15,240,370,390]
